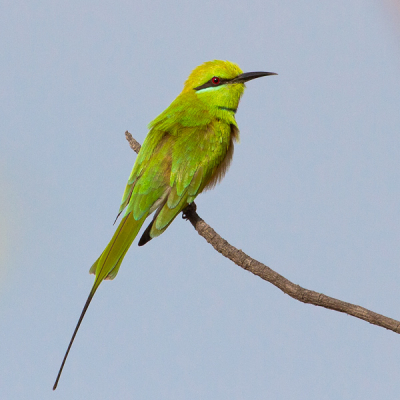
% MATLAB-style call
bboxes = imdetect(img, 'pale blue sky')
[1,1,400,399]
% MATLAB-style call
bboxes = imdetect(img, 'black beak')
[231,71,277,84]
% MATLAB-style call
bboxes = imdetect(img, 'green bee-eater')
[53,60,276,389]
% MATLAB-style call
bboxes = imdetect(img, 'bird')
[53,60,277,389]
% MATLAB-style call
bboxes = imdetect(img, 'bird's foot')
[182,202,197,220]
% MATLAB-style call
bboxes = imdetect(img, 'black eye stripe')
[194,77,229,91]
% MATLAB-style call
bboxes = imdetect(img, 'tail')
[53,212,146,390]
[53,290,95,390]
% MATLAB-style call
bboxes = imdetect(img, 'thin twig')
[125,131,142,153]
[125,130,400,335]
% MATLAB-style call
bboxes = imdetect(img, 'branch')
[125,131,142,154]
[125,130,400,335]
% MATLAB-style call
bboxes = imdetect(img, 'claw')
[182,202,197,220]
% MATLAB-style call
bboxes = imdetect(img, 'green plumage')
[53,60,276,390]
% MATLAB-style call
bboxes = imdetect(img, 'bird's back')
[120,93,239,244]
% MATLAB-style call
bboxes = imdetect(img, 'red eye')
[212,76,220,85]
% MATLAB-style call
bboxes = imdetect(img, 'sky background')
[1,1,400,399]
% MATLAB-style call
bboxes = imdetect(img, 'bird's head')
[181,60,276,113]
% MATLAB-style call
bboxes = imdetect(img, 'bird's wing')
[139,121,235,244]
[118,99,235,245]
